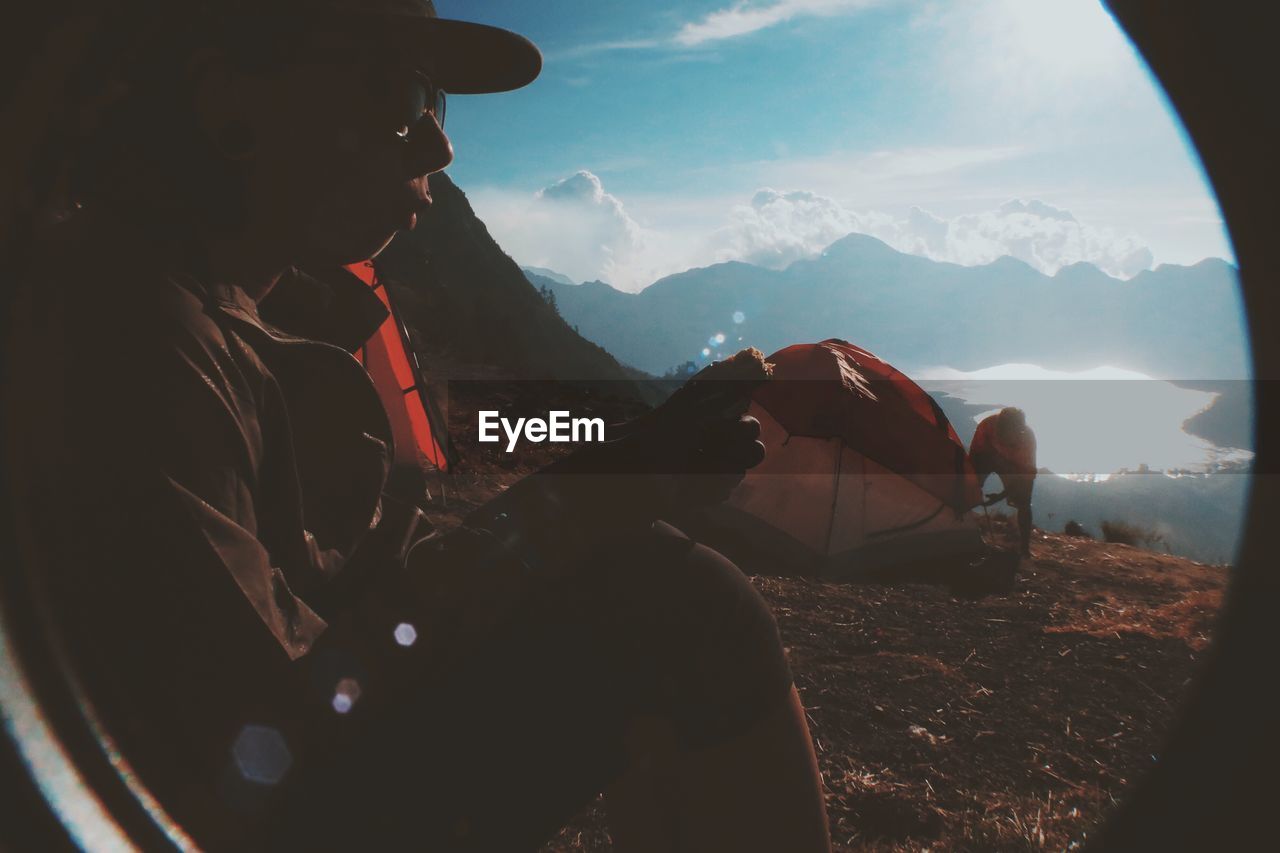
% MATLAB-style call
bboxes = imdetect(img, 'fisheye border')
[0,2,1275,848]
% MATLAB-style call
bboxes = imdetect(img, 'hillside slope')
[543,518,1225,852]
[411,383,1226,851]
[374,172,652,391]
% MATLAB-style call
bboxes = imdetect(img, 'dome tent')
[692,340,984,580]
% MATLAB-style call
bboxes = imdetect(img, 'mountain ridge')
[532,236,1248,380]
[374,172,656,392]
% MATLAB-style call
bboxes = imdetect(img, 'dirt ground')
[419,368,1228,851]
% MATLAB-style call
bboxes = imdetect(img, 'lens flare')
[394,622,418,647]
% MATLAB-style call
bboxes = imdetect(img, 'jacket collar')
[203,279,313,346]
[199,265,391,356]
[69,211,391,351]
[255,266,392,353]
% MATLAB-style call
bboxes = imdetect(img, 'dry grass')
[541,518,1225,852]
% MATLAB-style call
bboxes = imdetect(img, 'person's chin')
[358,210,416,259]
[308,228,400,266]
[362,230,400,261]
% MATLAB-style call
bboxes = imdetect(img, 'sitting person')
[5,1,830,850]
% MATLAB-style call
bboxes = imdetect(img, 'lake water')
[917,364,1253,478]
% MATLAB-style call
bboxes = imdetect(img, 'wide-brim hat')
[320,0,541,93]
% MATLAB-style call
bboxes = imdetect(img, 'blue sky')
[434,0,1233,291]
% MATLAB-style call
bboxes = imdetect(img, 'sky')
[434,0,1235,292]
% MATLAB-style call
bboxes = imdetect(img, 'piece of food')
[694,346,774,381]
[660,347,774,417]
[605,348,773,445]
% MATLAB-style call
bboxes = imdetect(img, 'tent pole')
[822,441,844,559]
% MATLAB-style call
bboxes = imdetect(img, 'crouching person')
[970,407,1038,558]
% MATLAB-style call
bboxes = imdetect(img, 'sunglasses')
[296,49,447,142]
[389,69,447,139]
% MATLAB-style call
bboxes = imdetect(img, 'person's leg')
[259,521,827,851]
[461,519,829,851]
[1017,502,1033,555]
[599,523,828,853]
[998,471,1032,556]
[1011,475,1034,556]
[606,685,830,853]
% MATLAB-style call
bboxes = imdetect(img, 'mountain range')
[525,237,1251,563]
[528,234,1249,381]
[369,174,1250,563]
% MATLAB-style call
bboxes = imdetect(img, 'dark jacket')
[7,214,612,843]
[6,215,412,838]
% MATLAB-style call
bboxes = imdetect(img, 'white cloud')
[674,0,887,47]
[698,144,1228,268]
[708,188,867,268]
[471,172,1157,292]
[542,38,662,62]
[707,189,1154,277]
[546,0,888,59]
[469,171,688,292]
[922,200,1153,277]
[527,171,643,288]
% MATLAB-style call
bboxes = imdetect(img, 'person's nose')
[403,113,453,178]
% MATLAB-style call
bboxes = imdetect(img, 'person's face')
[205,33,454,264]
